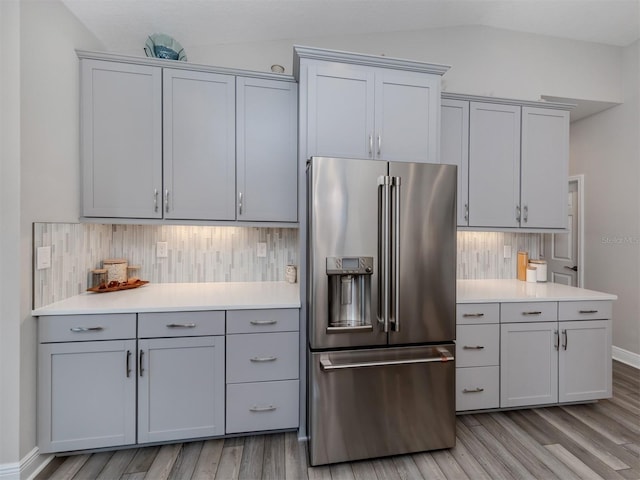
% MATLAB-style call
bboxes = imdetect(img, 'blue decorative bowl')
[144,33,187,61]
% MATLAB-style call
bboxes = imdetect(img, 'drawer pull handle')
[70,326,104,332]
[462,313,484,318]
[249,320,278,325]
[249,405,277,412]
[166,323,196,328]
[463,388,484,393]
[126,350,131,378]
[579,310,598,314]
[250,356,278,363]
[522,311,542,316]
[462,345,485,350]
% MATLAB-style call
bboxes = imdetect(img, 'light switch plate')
[257,242,267,258]
[503,245,512,259]
[37,246,52,270]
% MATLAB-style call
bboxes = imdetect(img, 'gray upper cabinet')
[469,102,522,228]
[521,107,569,229]
[440,98,469,226]
[236,77,298,222]
[81,60,162,218]
[305,63,374,160]
[79,52,298,224]
[296,46,448,164]
[163,69,236,220]
[447,94,571,231]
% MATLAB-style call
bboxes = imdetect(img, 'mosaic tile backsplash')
[33,223,299,309]
[33,223,540,309]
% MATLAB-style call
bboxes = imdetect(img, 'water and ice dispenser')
[326,257,373,331]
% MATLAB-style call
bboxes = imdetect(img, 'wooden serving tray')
[87,280,149,293]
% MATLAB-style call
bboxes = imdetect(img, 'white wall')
[176,25,624,103]
[569,40,640,357]
[16,0,103,466]
[0,0,22,470]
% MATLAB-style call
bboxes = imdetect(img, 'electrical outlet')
[157,241,168,258]
[36,246,51,270]
[503,245,512,259]
[257,242,267,258]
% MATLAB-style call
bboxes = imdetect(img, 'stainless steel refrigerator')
[307,156,457,466]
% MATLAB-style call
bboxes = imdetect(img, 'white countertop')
[457,279,617,303]
[32,282,300,316]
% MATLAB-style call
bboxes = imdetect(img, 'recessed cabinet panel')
[521,107,569,229]
[469,102,521,228]
[500,322,558,407]
[236,77,298,221]
[375,70,440,162]
[81,60,162,218]
[163,69,236,220]
[559,320,612,402]
[307,64,375,159]
[441,99,469,225]
[38,340,137,453]
[138,336,225,443]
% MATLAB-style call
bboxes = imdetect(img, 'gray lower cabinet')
[137,336,225,443]
[500,301,612,408]
[38,314,137,453]
[226,309,299,433]
[137,311,226,443]
[455,303,500,412]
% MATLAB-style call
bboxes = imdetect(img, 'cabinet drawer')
[457,303,499,325]
[456,366,499,412]
[226,380,299,434]
[457,324,499,367]
[138,311,225,338]
[558,301,612,321]
[39,314,136,343]
[227,332,298,383]
[226,309,298,334]
[501,302,557,323]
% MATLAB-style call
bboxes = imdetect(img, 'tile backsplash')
[456,231,541,279]
[33,223,540,309]
[33,223,299,309]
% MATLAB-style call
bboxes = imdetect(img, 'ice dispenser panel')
[326,257,373,332]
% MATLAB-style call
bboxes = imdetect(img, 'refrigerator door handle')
[320,351,454,371]
[378,175,391,333]
[390,176,401,332]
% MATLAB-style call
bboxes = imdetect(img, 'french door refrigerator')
[307,156,457,466]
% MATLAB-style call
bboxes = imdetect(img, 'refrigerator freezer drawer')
[308,345,456,466]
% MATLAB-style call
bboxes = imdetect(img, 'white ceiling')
[61,0,640,54]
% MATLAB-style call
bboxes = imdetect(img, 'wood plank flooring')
[36,361,639,480]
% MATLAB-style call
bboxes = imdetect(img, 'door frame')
[572,174,585,288]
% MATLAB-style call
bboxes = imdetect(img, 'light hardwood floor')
[36,361,639,480]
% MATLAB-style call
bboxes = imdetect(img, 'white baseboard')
[0,448,53,480]
[613,345,640,369]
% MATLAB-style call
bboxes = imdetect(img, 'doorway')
[542,175,584,287]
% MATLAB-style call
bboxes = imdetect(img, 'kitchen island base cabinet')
[38,340,137,453]
[137,336,225,443]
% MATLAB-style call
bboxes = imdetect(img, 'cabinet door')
[521,107,569,229]
[163,69,236,220]
[374,70,440,163]
[500,322,558,407]
[38,340,136,453]
[559,320,612,402]
[469,102,521,228]
[81,60,162,218]
[236,77,298,221]
[138,336,225,443]
[306,63,375,159]
[441,99,469,225]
